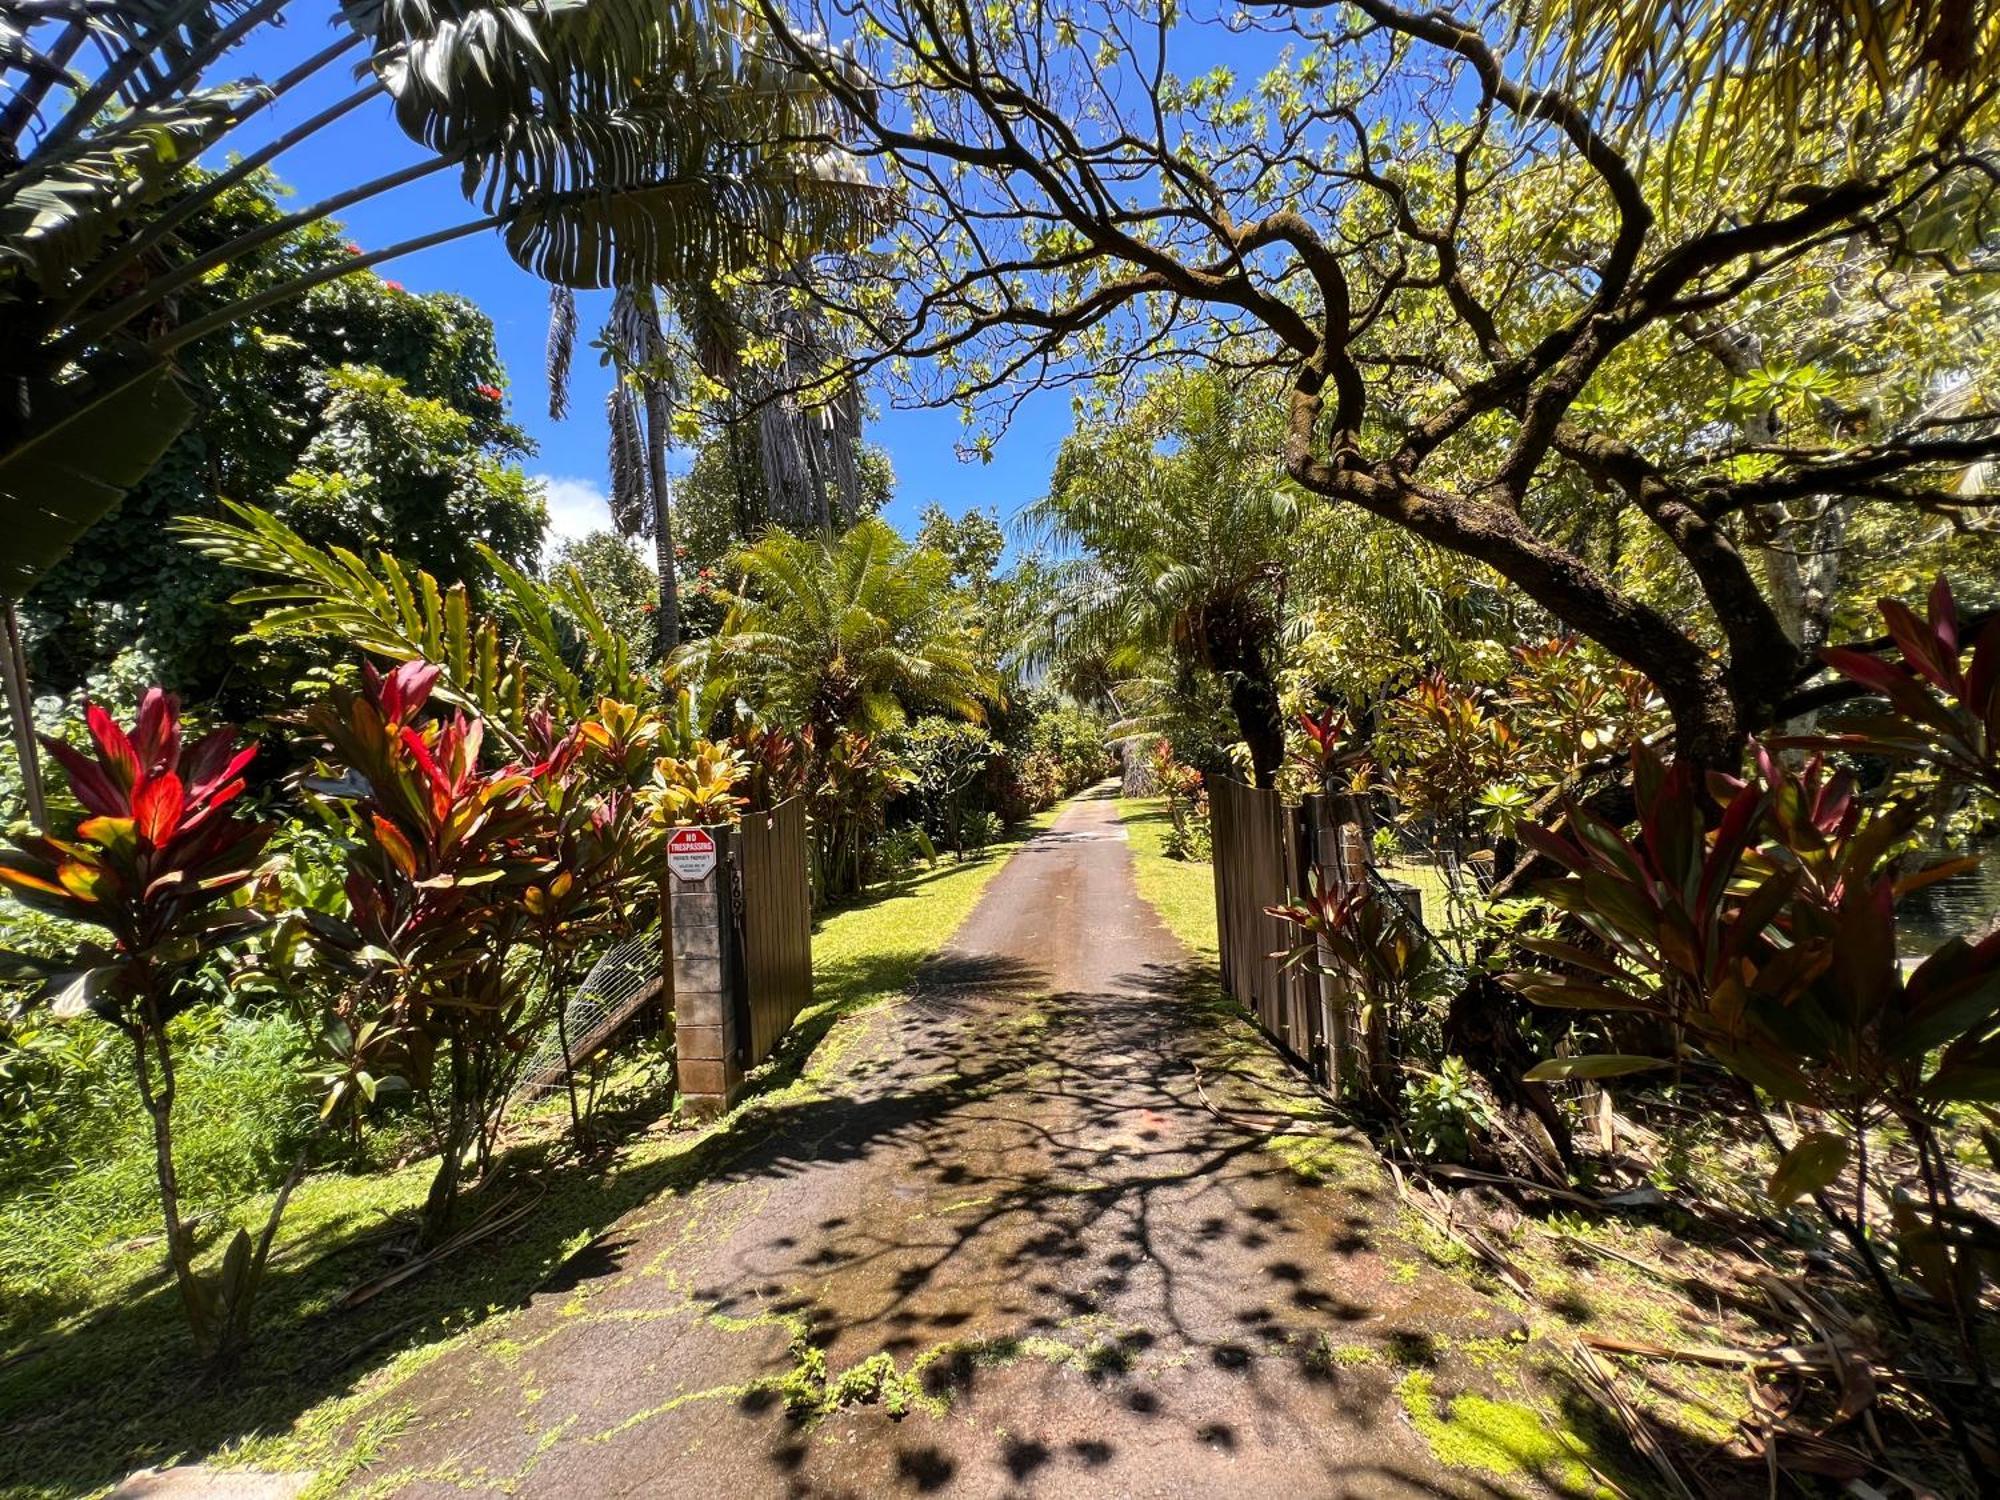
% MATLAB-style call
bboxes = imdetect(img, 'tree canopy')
[749,0,2000,767]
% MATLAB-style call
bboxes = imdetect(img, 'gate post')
[667,824,744,1120]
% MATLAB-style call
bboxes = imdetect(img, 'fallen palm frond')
[1562,1338,1701,1500]
[332,1178,546,1311]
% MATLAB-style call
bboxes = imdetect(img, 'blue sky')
[220,14,1078,557]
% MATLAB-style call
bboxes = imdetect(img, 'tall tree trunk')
[642,384,681,661]
[1223,662,1285,789]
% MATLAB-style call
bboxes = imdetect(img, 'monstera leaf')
[0,356,194,601]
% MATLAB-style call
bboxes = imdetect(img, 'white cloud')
[533,474,614,558]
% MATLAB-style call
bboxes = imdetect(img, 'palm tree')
[544,266,876,663]
[1,0,876,800]
[547,283,689,659]
[1024,373,1302,787]
[685,517,989,749]
[1535,0,1999,167]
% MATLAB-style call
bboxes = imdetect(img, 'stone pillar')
[669,827,742,1120]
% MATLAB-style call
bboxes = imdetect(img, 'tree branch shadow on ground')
[2,855,1724,1497]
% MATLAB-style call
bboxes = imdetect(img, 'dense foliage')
[5,0,1999,1487]
[20,177,540,719]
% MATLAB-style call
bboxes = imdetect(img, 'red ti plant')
[0,691,274,1360]
[520,701,663,1142]
[1270,869,1434,1101]
[1807,575,2000,795]
[1149,738,1207,842]
[303,661,539,1245]
[729,710,810,812]
[1506,743,2000,1457]
[1289,706,1371,794]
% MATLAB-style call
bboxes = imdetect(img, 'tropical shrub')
[812,732,914,900]
[647,740,750,826]
[1379,672,1520,881]
[519,701,670,1139]
[1021,699,1115,793]
[1403,1057,1493,1164]
[1270,873,1438,1103]
[1502,637,1662,786]
[0,691,277,1361]
[301,662,542,1245]
[1289,705,1371,795]
[874,825,939,881]
[897,716,998,856]
[1147,740,1211,861]
[1504,741,2000,1460]
[1804,576,2000,801]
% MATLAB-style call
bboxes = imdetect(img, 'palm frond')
[606,382,650,536]
[1533,0,2000,163]
[172,500,534,743]
[360,0,887,289]
[546,283,577,421]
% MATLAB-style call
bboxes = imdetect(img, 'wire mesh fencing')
[514,927,665,1098]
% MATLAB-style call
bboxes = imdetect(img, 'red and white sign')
[666,826,718,882]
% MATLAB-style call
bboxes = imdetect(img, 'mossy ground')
[0,810,1062,1500]
[1399,1370,1611,1496]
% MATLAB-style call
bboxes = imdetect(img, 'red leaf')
[372,814,421,879]
[131,688,181,776]
[182,727,253,803]
[41,736,127,815]
[194,746,255,807]
[84,704,140,794]
[381,660,441,724]
[1928,575,1959,657]
[132,772,186,846]
[1881,598,1960,696]
[1820,645,1909,697]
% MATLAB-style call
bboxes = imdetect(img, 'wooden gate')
[1208,780,1375,1095]
[1209,778,1316,1058]
[735,796,813,1066]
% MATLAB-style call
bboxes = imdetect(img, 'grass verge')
[0,808,1060,1500]
[1113,797,1218,960]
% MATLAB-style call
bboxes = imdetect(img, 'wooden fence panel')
[1209,779,1303,1054]
[736,797,813,1067]
[1209,781,1380,1093]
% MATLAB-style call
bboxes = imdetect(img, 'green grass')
[1377,856,1454,920]
[0,808,1061,1500]
[1114,797,1218,960]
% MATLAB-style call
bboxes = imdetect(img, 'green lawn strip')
[0,806,1064,1500]
[1113,797,1218,960]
